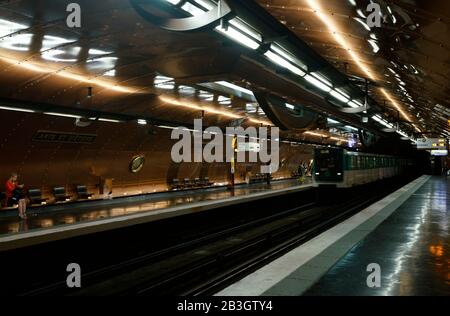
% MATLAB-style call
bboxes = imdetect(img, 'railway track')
[19,177,409,296]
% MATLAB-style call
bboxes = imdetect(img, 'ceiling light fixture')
[0,106,35,113]
[304,74,332,92]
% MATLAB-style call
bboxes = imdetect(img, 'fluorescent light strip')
[158,125,176,130]
[215,81,254,96]
[330,89,350,103]
[98,118,121,123]
[286,103,295,110]
[193,0,213,10]
[166,1,262,52]
[271,44,307,70]
[228,18,262,42]
[304,74,332,92]
[264,50,306,77]
[0,106,35,113]
[396,130,408,138]
[181,2,205,16]
[372,115,394,129]
[215,25,260,50]
[44,112,82,119]
[0,109,122,122]
[311,72,332,86]
[348,100,364,108]
[327,118,340,124]
[137,119,147,125]
[345,125,358,131]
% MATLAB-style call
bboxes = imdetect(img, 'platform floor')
[305,176,450,296]
[0,179,309,237]
[218,176,449,296]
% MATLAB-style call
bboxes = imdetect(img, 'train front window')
[314,148,344,181]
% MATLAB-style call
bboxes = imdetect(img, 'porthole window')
[129,155,145,173]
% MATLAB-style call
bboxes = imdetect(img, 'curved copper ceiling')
[257,0,450,137]
[0,0,447,144]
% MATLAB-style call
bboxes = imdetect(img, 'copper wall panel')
[0,110,313,201]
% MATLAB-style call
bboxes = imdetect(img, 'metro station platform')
[218,175,450,296]
[0,179,311,251]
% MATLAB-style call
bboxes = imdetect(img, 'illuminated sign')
[431,150,448,157]
[417,138,447,150]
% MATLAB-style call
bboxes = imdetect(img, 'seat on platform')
[76,185,93,200]
[202,177,213,186]
[170,179,181,190]
[53,186,72,202]
[183,178,192,188]
[28,189,48,205]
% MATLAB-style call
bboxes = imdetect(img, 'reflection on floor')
[0,178,310,236]
[305,176,450,296]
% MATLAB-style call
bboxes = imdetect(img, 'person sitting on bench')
[5,173,27,219]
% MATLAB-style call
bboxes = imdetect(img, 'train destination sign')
[33,130,97,144]
[416,138,447,150]
[431,150,448,157]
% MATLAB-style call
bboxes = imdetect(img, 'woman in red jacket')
[5,173,27,219]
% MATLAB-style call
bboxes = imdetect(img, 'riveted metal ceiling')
[257,0,450,138]
[0,0,448,144]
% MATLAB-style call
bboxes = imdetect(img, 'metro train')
[313,148,412,188]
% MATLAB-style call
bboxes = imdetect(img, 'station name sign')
[33,130,97,144]
[416,138,447,150]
